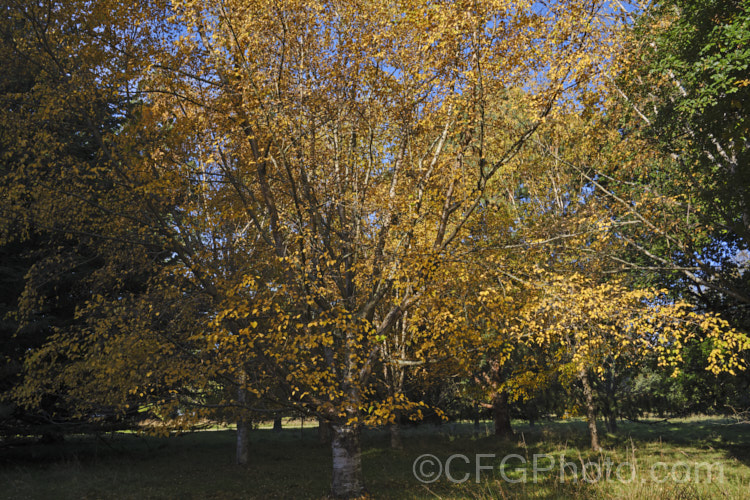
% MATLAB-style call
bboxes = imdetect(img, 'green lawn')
[1,417,748,499]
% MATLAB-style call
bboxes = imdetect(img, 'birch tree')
[143,0,620,495]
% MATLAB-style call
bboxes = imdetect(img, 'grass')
[1,417,748,499]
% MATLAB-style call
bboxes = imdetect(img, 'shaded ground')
[1,417,748,499]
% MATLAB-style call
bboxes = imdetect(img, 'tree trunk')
[527,401,538,428]
[236,418,250,465]
[273,416,282,432]
[604,369,618,433]
[606,412,617,433]
[473,403,481,436]
[318,417,331,444]
[579,370,601,451]
[236,369,249,465]
[389,422,402,449]
[492,391,513,438]
[331,424,366,498]
[390,410,402,449]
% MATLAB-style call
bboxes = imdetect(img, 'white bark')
[331,424,366,498]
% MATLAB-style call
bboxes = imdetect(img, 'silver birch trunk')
[330,423,366,498]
